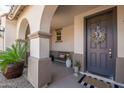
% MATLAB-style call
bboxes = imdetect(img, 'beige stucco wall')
[0,16,6,50]
[1,16,6,28]
[0,38,3,50]
[17,5,45,36]
[51,24,74,52]
[5,19,17,49]
[117,6,124,57]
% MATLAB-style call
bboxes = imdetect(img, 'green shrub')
[0,39,28,72]
[74,61,81,68]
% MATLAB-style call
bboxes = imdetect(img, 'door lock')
[108,48,112,58]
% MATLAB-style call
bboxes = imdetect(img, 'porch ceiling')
[51,5,99,30]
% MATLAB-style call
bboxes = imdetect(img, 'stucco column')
[115,6,124,84]
[27,31,52,88]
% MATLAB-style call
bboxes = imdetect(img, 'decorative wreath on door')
[91,26,106,44]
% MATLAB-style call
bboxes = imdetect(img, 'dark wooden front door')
[86,8,117,77]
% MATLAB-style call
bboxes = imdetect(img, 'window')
[56,28,62,42]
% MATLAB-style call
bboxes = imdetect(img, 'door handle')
[108,48,112,58]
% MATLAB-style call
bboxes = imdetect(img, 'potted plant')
[73,61,81,76]
[0,39,28,79]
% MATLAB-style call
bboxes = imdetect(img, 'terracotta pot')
[3,62,24,79]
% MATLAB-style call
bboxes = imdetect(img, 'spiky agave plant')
[0,39,28,73]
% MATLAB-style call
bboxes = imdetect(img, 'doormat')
[78,74,123,88]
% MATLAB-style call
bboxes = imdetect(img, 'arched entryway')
[18,18,30,40]
[18,18,30,68]
[40,5,58,33]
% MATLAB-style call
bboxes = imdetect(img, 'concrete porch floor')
[48,62,82,88]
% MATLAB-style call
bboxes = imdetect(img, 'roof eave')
[7,5,26,20]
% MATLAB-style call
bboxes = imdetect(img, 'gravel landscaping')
[0,69,33,88]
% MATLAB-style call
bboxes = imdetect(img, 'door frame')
[84,7,117,79]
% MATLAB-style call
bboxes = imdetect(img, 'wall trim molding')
[28,31,51,39]
[28,56,51,63]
